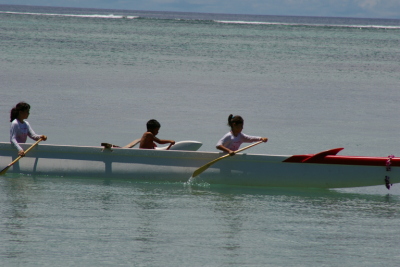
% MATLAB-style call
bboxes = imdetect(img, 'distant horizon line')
[1,3,400,21]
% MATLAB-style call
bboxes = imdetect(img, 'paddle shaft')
[122,138,141,148]
[192,140,263,178]
[0,138,43,175]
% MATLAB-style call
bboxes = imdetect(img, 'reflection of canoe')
[0,142,398,189]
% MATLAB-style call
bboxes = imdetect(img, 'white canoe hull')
[1,142,399,188]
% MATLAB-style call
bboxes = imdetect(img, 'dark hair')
[10,102,30,122]
[227,114,244,128]
[146,119,161,130]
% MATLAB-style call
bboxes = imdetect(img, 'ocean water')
[1,5,400,266]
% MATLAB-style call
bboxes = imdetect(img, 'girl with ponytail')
[216,114,267,156]
[10,102,47,156]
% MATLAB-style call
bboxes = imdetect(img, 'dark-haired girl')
[216,114,268,156]
[10,102,47,156]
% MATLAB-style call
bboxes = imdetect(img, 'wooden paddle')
[0,138,43,176]
[191,141,263,178]
[166,142,174,150]
[122,138,141,148]
[101,138,141,149]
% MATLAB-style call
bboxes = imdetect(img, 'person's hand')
[261,137,268,142]
[18,150,25,157]
[228,149,236,156]
[41,135,47,141]
[171,140,175,145]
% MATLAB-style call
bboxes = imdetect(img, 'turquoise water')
[1,176,400,266]
[0,177,400,266]
[1,5,400,266]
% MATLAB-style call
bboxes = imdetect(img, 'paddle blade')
[0,156,21,176]
[191,154,229,178]
[192,163,212,178]
[0,165,11,176]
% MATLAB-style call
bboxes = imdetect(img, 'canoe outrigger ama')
[0,141,398,189]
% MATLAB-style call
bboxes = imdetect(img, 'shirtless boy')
[139,119,175,149]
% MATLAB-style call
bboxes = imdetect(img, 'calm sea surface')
[1,5,400,266]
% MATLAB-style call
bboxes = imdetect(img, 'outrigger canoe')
[0,141,398,189]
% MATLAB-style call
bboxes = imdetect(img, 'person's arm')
[10,124,24,156]
[25,121,42,141]
[216,133,235,156]
[216,144,235,156]
[153,136,175,145]
[241,133,268,143]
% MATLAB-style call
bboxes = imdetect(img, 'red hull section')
[283,148,399,167]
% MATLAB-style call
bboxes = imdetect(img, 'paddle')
[122,138,141,148]
[166,143,174,150]
[191,140,263,178]
[0,138,43,176]
[101,138,141,149]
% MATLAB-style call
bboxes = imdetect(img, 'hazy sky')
[1,0,400,19]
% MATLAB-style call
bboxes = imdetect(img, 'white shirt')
[216,131,261,151]
[10,119,40,151]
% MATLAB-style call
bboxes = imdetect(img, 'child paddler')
[216,114,268,156]
[10,102,47,157]
[139,119,175,149]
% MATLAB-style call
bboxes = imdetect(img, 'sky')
[0,0,400,19]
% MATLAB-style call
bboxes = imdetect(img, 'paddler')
[216,114,267,156]
[10,102,47,156]
[139,119,175,149]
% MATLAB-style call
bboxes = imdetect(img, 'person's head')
[227,114,244,133]
[10,102,31,122]
[146,119,161,135]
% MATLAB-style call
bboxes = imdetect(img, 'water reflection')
[1,175,399,266]
[0,176,35,259]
